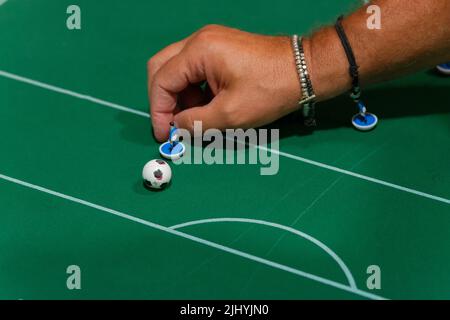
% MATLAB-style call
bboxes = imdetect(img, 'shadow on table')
[115,84,450,148]
[115,109,154,147]
[271,84,450,140]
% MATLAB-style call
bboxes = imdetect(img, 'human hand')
[148,25,302,142]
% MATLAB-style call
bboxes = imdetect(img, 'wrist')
[303,26,352,102]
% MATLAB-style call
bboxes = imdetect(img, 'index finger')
[150,50,206,141]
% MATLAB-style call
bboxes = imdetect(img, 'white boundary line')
[255,145,450,205]
[170,217,357,289]
[0,70,149,118]
[0,0,8,6]
[0,172,386,300]
[1,69,448,205]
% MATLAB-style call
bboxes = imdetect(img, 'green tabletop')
[0,0,449,300]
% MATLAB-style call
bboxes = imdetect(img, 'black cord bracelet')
[335,15,361,100]
[334,15,379,131]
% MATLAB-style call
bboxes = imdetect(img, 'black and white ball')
[142,159,172,190]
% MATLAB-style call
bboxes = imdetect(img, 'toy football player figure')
[357,101,367,123]
[168,122,179,151]
[351,100,378,131]
[159,122,186,161]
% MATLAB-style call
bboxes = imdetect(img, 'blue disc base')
[352,112,378,131]
[159,142,186,160]
[437,63,450,75]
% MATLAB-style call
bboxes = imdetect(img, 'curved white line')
[170,217,357,289]
[0,173,386,300]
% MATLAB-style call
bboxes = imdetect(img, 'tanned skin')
[148,0,450,142]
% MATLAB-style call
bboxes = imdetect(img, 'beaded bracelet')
[291,35,317,127]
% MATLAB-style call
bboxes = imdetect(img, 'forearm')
[305,0,450,102]
[149,1,450,139]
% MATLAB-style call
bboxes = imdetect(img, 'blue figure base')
[159,141,186,161]
[352,112,378,131]
[437,63,450,75]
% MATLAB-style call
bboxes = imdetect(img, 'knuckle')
[188,25,228,54]
[200,24,221,33]
[195,24,221,42]
[195,32,214,45]
[147,57,160,74]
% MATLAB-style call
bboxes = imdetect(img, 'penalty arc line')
[0,68,448,206]
[170,217,357,289]
[0,172,386,300]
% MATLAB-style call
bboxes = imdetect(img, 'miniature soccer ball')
[142,159,172,190]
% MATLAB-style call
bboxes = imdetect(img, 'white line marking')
[0,68,448,206]
[229,137,450,205]
[0,70,149,118]
[0,172,386,300]
[257,145,450,205]
[0,0,8,6]
[170,217,357,289]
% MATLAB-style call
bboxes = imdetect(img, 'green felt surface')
[0,0,449,300]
